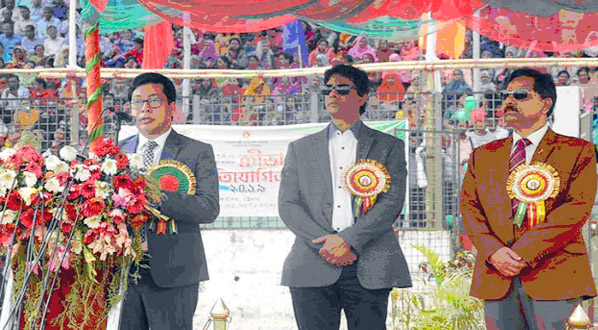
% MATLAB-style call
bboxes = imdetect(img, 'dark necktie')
[509,138,531,216]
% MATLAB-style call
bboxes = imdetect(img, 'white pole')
[424,14,441,93]
[472,8,481,93]
[68,0,77,68]
[182,26,192,117]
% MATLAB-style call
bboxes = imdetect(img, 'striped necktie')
[142,140,158,170]
[510,138,531,216]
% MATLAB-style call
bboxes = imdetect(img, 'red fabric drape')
[142,21,174,69]
[88,0,108,12]
[464,7,598,53]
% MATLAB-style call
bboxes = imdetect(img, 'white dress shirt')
[137,128,172,164]
[329,125,358,232]
[511,123,549,164]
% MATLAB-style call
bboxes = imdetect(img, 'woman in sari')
[236,76,271,125]
[348,36,377,63]
[377,71,406,106]
[442,69,471,117]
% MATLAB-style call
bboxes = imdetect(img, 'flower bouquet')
[0,138,164,329]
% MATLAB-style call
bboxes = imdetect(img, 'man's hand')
[312,234,357,267]
[489,247,527,277]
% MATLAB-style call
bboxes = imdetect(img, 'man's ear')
[542,98,553,115]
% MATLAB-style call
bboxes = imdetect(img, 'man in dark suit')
[460,68,597,330]
[118,73,220,330]
[278,64,412,330]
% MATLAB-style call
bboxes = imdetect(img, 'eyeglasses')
[131,97,163,110]
[320,84,356,96]
[500,89,531,101]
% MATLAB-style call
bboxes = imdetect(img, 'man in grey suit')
[279,64,411,330]
[119,73,220,330]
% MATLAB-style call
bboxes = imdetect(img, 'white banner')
[120,121,407,217]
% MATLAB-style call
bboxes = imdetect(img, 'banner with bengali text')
[121,120,407,217]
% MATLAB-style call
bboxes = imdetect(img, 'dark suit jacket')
[460,128,597,300]
[278,123,412,290]
[120,129,220,288]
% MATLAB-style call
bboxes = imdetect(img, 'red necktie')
[509,138,531,216]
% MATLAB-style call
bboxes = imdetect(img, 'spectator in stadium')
[308,39,335,67]
[222,36,248,69]
[1,8,13,25]
[43,25,63,57]
[28,43,45,64]
[388,53,412,90]
[0,22,21,62]
[276,52,295,69]
[51,0,68,21]
[375,39,394,62]
[15,6,34,36]
[36,6,60,39]
[398,40,421,61]
[555,69,571,86]
[118,37,143,66]
[247,55,264,70]
[237,76,270,125]
[279,64,411,330]
[197,37,218,66]
[29,0,43,23]
[442,69,472,115]
[348,36,377,63]
[377,71,406,108]
[114,29,135,54]
[21,24,42,53]
[6,45,24,67]
[253,37,278,69]
[1,74,29,127]
[1,0,21,24]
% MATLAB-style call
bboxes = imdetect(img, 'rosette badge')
[145,160,197,234]
[343,159,391,215]
[507,162,560,229]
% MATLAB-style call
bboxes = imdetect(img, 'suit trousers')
[119,266,199,330]
[289,263,391,330]
[484,277,582,330]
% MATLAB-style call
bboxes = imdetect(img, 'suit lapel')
[310,126,334,227]
[530,128,557,164]
[120,135,139,154]
[160,130,183,161]
[492,137,515,219]
[356,124,376,160]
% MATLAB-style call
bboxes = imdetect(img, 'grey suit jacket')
[279,123,412,290]
[120,129,220,288]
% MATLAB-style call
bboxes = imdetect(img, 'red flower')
[126,195,146,214]
[113,175,134,191]
[0,224,15,246]
[65,203,79,221]
[20,209,51,229]
[24,162,43,178]
[115,153,129,170]
[68,186,81,200]
[84,158,99,167]
[80,197,106,217]
[159,175,180,192]
[130,214,147,228]
[132,176,146,194]
[94,138,120,158]
[56,172,71,186]
[79,181,96,199]
[5,154,23,170]
[89,169,102,182]
[6,191,22,211]
[84,228,99,244]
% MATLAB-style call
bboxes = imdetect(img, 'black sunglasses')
[320,84,356,96]
[500,89,530,100]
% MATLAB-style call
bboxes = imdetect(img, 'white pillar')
[68,0,78,68]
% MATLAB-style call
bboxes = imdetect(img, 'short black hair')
[504,68,556,117]
[34,77,46,88]
[557,70,570,78]
[578,67,590,76]
[324,64,370,115]
[128,73,176,104]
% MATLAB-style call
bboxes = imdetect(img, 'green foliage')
[390,245,485,330]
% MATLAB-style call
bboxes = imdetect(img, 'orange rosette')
[507,162,560,229]
[343,159,391,215]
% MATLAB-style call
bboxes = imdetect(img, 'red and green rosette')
[343,159,391,216]
[507,162,560,229]
[145,160,197,235]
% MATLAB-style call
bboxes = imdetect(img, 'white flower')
[59,146,78,162]
[129,154,144,171]
[0,148,15,162]
[0,169,16,189]
[45,155,61,172]
[88,164,100,172]
[18,187,40,206]
[73,165,91,182]
[22,172,37,188]
[84,216,102,229]
[53,161,69,174]
[44,177,63,193]
[70,231,83,255]
[101,159,117,176]
[95,181,111,199]
[0,209,17,224]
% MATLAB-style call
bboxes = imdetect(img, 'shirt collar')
[137,128,172,152]
[328,119,362,140]
[512,123,548,148]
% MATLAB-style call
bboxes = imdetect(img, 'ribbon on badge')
[343,159,391,216]
[507,162,560,229]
